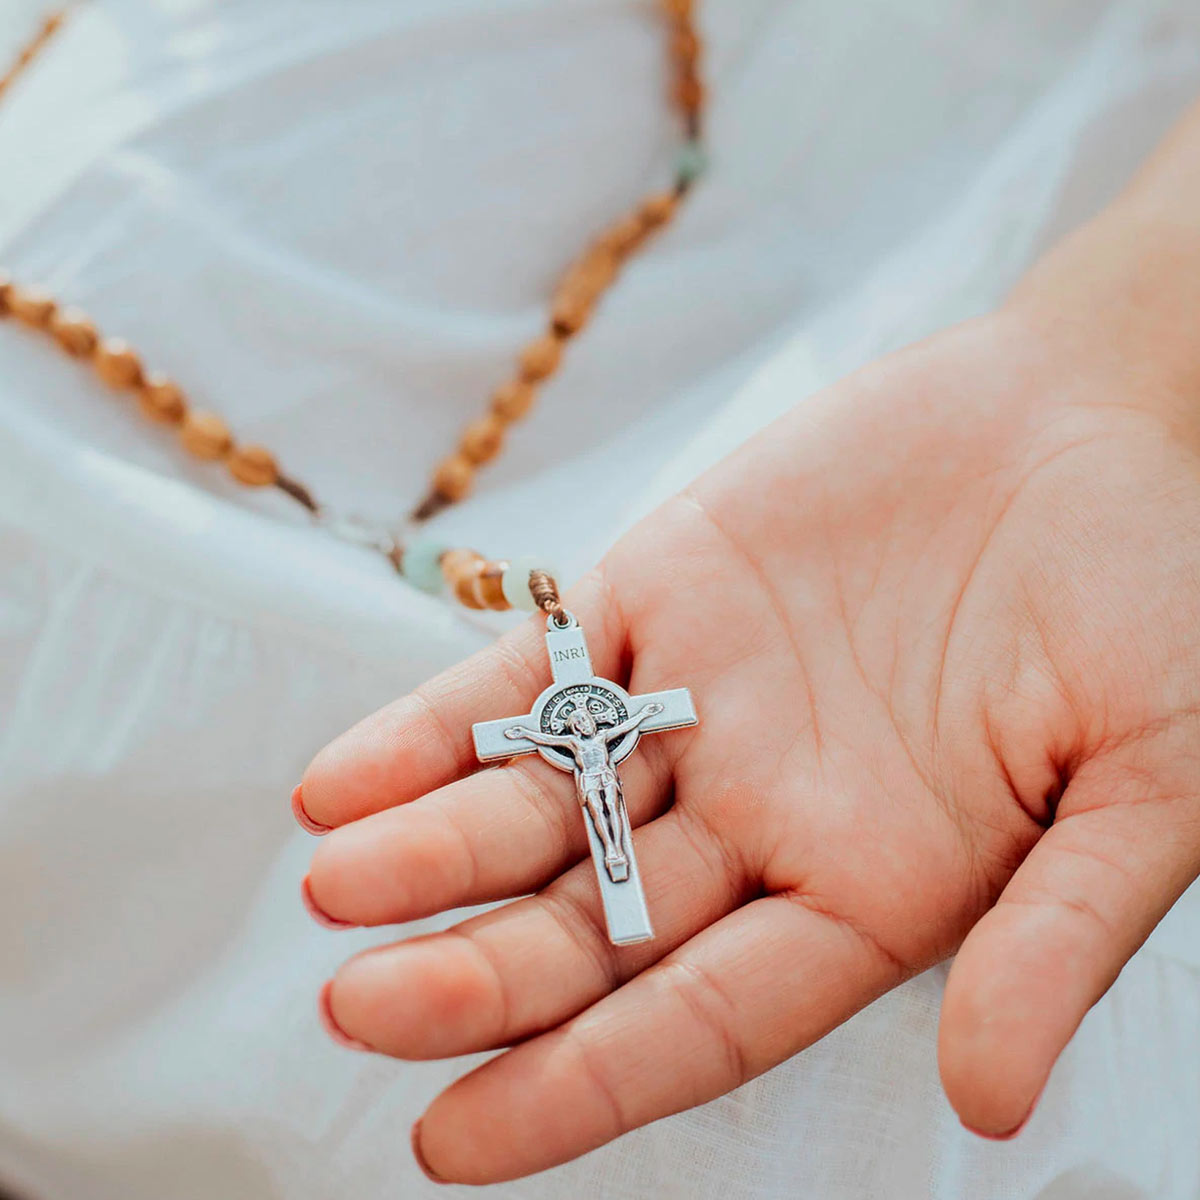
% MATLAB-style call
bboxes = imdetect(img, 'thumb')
[938,746,1200,1138]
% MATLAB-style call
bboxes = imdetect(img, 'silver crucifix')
[472,611,698,945]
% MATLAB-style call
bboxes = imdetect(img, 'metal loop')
[315,510,401,562]
[546,608,577,631]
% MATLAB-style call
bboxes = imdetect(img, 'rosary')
[0,2,706,943]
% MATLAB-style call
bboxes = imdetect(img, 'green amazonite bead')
[502,554,555,613]
[675,139,708,186]
[401,538,449,594]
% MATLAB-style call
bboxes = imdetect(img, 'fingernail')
[301,875,358,930]
[292,784,332,836]
[411,1120,448,1185]
[962,1101,1036,1142]
[318,980,371,1052]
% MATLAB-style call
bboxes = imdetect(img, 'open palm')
[299,310,1200,1184]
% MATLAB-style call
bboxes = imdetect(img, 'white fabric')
[2,1,1199,1197]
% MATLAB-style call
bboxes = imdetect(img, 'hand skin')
[299,99,1200,1184]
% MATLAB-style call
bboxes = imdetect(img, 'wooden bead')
[49,307,98,357]
[138,374,187,425]
[662,0,693,16]
[518,333,563,382]
[180,410,233,460]
[641,191,678,229]
[94,338,144,389]
[432,453,475,501]
[454,571,487,609]
[440,547,484,585]
[675,73,705,113]
[459,414,506,464]
[490,379,536,422]
[559,247,617,303]
[0,273,12,316]
[672,28,700,65]
[440,548,487,608]
[598,214,647,257]
[478,560,510,611]
[551,289,592,337]
[8,285,56,329]
[227,443,278,487]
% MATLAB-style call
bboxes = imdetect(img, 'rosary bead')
[518,333,564,381]
[138,374,187,425]
[501,554,554,613]
[598,214,647,257]
[440,547,483,585]
[672,27,700,65]
[0,274,12,315]
[560,248,618,302]
[440,547,487,608]
[227,443,278,487]
[675,73,705,114]
[491,379,536,422]
[478,560,511,610]
[400,538,450,594]
[674,138,708,186]
[180,410,233,460]
[94,338,144,389]
[662,0,694,17]
[551,289,592,337]
[432,453,475,501]
[455,568,488,609]
[8,285,56,329]
[459,413,506,464]
[640,191,678,229]
[49,307,98,357]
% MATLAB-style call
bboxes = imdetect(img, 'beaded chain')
[0,1,706,615]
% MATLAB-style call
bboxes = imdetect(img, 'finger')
[322,806,751,1058]
[305,745,668,927]
[411,890,910,1184]
[298,570,624,830]
[940,751,1200,1139]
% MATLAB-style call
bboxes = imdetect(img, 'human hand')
[297,247,1200,1183]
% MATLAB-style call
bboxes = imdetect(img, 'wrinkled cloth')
[2,1,1200,1197]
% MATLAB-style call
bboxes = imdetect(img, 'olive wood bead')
[673,28,700,64]
[518,333,563,381]
[227,443,278,487]
[460,414,506,464]
[478,560,510,610]
[180,410,233,460]
[454,569,487,610]
[551,290,592,337]
[675,73,704,113]
[598,214,646,257]
[49,307,98,356]
[94,338,144,389]
[8,285,56,328]
[490,379,536,421]
[138,374,188,425]
[432,453,475,501]
[559,248,617,302]
[440,547,484,583]
[641,191,678,228]
[441,548,487,607]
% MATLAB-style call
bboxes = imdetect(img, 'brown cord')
[528,569,567,625]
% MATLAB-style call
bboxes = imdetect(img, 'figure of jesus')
[504,701,665,881]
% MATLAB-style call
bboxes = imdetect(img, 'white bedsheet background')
[1,2,1199,1197]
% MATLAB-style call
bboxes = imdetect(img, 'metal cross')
[472,612,698,945]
